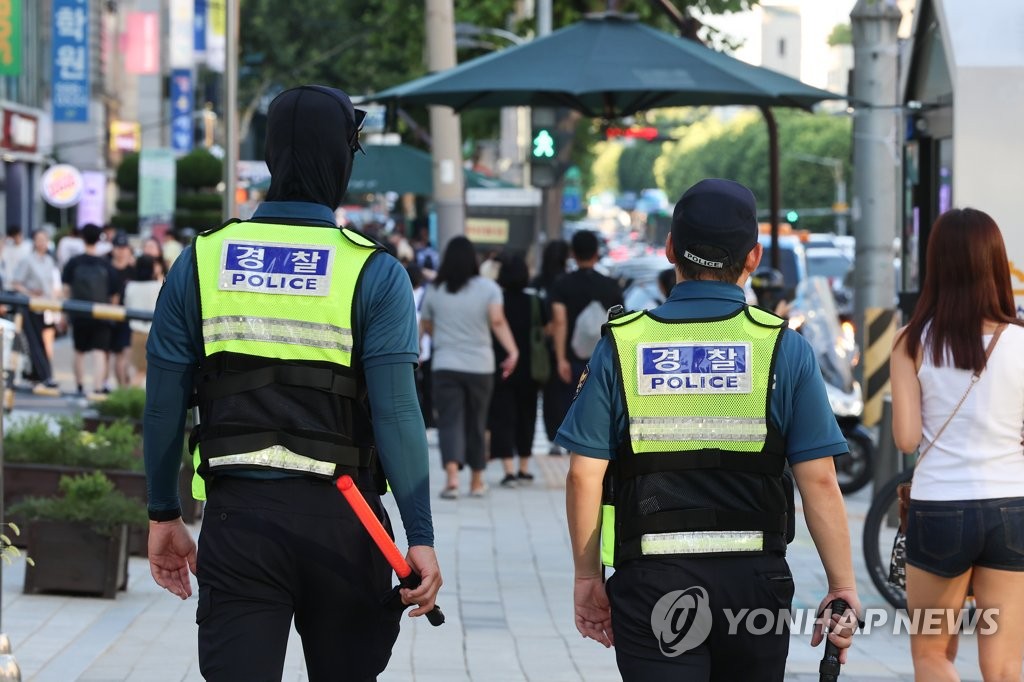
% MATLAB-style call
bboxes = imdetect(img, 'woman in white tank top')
[891,207,1024,682]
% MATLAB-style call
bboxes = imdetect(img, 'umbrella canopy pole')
[760,105,781,271]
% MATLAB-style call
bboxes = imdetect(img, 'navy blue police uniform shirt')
[145,201,434,546]
[555,280,849,464]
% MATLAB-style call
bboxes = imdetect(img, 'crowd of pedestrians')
[0,222,181,395]
[406,227,624,497]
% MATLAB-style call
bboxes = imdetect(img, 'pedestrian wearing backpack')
[61,223,119,395]
[550,230,622,420]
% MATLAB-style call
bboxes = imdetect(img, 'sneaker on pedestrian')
[516,471,535,483]
[439,486,459,500]
[500,474,518,488]
[469,484,489,498]
[548,444,563,456]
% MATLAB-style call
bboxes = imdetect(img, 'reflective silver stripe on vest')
[641,530,764,555]
[202,315,353,352]
[206,446,337,477]
[629,416,766,442]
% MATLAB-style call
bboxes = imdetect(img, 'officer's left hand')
[811,588,861,664]
[401,545,442,617]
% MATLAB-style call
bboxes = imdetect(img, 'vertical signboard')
[169,0,194,69]
[194,0,207,55]
[0,0,21,76]
[138,149,177,238]
[52,0,89,122]
[77,171,107,228]
[171,69,194,153]
[206,0,225,73]
[124,12,159,75]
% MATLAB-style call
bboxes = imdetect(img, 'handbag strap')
[916,324,1006,466]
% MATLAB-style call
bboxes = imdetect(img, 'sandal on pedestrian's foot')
[469,485,489,498]
[440,486,459,500]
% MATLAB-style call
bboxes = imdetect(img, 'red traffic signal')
[605,126,659,142]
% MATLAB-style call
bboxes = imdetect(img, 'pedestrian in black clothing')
[530,239,569,454]
[491,253,544,486]
[550,230,623,415]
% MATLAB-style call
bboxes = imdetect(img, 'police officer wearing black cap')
[144,85,440,680]
[559,178,860,680]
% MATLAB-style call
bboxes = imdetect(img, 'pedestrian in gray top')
[420,236,518,499]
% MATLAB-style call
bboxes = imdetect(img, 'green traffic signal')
[785,210,799,223]
[532,129,556,159]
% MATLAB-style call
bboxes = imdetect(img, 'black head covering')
[264,85,366,209]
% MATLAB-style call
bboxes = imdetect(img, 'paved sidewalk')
[1,425,989,681]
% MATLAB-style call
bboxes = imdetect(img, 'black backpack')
[70,258,110,303]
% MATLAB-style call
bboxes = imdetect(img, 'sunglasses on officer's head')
[350,109,367,155]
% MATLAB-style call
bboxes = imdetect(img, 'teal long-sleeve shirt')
[143,202,434,547]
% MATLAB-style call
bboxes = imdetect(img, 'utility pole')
[223,0,240,221]
[851,0,902,427]
[534,0,563,244]
[425,0,465,251]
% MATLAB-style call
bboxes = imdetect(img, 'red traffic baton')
[336,475,445,626]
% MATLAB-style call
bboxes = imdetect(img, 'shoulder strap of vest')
[744,304,786,329]
[341,226,386,251]
[607,309,646,328]
[198,217,242,238]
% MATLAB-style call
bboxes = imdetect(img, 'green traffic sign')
[532,129,555,159]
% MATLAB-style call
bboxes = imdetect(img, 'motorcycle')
[755,272,875,494]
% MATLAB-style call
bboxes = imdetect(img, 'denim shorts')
[905,497,1024,577]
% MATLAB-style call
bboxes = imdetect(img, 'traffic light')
[530,107,559,188]
[786,210,799,223]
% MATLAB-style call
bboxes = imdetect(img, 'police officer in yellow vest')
[559,179,860,680]
[143,85,440,681]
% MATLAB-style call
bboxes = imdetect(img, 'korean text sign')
[52,0,89,122]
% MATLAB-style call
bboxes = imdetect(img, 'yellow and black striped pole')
[861,307,897,427]
[0,293,154,323]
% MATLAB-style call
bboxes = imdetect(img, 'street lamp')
[787,152,848,236]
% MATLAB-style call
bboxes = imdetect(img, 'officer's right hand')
[148,518,197,599]
[402,545,442,617]
[574,576,614,648]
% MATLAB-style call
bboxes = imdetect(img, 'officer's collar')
[668,280,746,304]
[251,201,337,227]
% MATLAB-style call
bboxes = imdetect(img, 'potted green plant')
[84,387,146,433]
[3,415,151,553]
[10,471,147,598]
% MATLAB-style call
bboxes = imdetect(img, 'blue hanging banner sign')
[51,0,89,123]
[170,68,194,153]
[194,0,207,54]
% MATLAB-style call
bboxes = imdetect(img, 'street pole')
[223,0,240,221]
[0,338,21,682]
[425,0,465,251]
[851,0,902,427]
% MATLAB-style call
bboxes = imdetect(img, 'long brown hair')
[904,208,1021,372]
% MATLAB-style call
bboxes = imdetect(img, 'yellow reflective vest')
[601,305,790,566]
[189,220,381,500]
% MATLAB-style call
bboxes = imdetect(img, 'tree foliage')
[657,109,851,232]
[238,0,760,145]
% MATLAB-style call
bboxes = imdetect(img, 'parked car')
[806,246,854,317]
[757,234,808,303]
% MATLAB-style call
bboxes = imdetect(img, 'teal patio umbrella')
[371,13,840,117]
[370,13,844,265]
[252,144,514,195]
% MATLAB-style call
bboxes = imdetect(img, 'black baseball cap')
[671,178,759,270]
[112,231,130,247]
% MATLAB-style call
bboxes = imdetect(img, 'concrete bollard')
[873,394,898,500]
